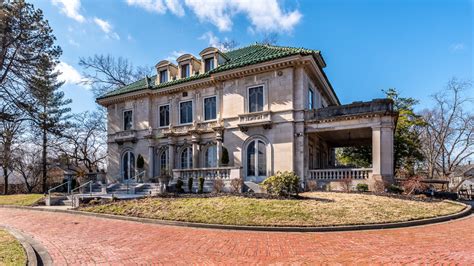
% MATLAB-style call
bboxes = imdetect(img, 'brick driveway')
[1,208,473,264]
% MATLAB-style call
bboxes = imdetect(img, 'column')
[216,130,223,167]
[192,133,200,168]
[148,145,154,180]
[372,125,394,184]
[168,137,176,174]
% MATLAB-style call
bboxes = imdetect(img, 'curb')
[1,226,53,266]
[1,202,472,233]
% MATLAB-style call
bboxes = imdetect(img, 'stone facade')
[97,45,397,191]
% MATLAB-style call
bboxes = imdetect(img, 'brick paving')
[1,208,473,264]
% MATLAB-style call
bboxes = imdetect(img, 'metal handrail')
[47,181,71,205]
[71,181,94,207]
[126,171,146,194]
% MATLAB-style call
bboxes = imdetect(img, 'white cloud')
[450,43,465,52]
[126,0,167,14]
[51,0,85,23]
[165,50,187,61]
[55,62,89,89]
[68,39,80,47]
[93,17,112,33]
[199,31,220,47]
[93,18,120,40]
[127,0,301,32]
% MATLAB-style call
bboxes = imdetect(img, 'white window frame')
[202,95,217,122]
[123,109,133,131]
[159,69,168,83]
[179,100,194,125]
[181,63,190,78]
[308,86,315,110]
[246,84,266,113]
[158,104,170,128]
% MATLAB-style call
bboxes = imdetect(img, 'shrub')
[187,177,194,193]
[230,178,243,193]
[175,179,184,193]
[213,178,225,193]
[401,175,427,195]
[136,154,145,169]
[221,147,229,165]
[198,177,205,194]
[356,183,369,192]
[339,177,352,192]
[306,180,318,191]
[261,171,300,196]
[387,184,404,194]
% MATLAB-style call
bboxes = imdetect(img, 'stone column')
[191,133,200,168]
[372,125,394,186]
[148,145,154,180]
[168,137,176,173]
[216,130,223,167]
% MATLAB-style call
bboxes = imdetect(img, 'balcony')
[157,121,222,137]
[114,130,137,143]
[238,111,272,131]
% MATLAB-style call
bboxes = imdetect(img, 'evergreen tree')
[23,56,72,192]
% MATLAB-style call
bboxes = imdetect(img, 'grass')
[0,230,27,266]
[80,192,466,227]
[0,194,44,206]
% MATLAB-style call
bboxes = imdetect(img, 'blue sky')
[30,0,472,113]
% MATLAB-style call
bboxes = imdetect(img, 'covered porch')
[304,99,398,190]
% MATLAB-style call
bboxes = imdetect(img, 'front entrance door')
[246,139,267,182]
[122,151,135,180]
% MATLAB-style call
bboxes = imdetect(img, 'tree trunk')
[42,127,48,193]
[2,167,8,195]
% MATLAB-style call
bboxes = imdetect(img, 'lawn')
[0,230,27,265]
[0,194,44,206]
[80,192,466,227]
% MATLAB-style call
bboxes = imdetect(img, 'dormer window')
[159,70,168,83]
[204,58,214,72]
[181,64,190,78]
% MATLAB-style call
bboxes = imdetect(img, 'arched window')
[122,151,135,180]
[180,147,193,169]
[205,145,217,168]
[246,139,266,181]
[159,148,169,171]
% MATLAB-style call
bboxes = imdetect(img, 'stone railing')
[157,121,222,136]
[173,167,241,180]
[238,111,272,128]
[308,168,372,180]
[114,130,136,142]
[305,99,395,121]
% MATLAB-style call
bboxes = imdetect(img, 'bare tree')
[0,101,25,194]
[12,146,42,193]
[420,78,473,184]
[60,111,107,172]
[259,33,279,45]
[79,55,152,98]
[218,39,239,52]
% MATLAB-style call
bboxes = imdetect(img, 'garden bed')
[80,192,466,227]
[0,194,44,206]
[0,229,27,265]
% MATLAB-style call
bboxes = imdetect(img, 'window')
[248,86,264,113]
[180,147,192,169]
[180,101,193,124]
[123,110,133,130]
[203,96,217,121]
[160,149,169,171]
[159,70,168,83]
[159,105,170,127]
[246,140,266,177]
[204,58,214,72]
[181,64,190,78]
[122,151,135,180]
[308,87,314,109]
[205,145,217,167]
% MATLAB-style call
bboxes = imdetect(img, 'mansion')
[97,44,397,191]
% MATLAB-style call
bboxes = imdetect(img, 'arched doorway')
[122,150,135,180]
[205,145,217,168]
[180,146,193,169]
[159,148,169,175]
[245,139,267,182]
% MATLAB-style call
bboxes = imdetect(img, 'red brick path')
[1,208,473,264]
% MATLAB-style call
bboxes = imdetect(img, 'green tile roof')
[97,44,325,100]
